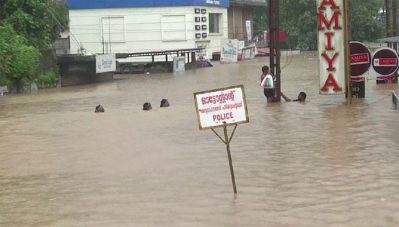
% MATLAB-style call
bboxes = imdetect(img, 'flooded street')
[1,54,399,226]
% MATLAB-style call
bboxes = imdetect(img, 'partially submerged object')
[393,90,399,109]
[143,102,152,111]
[95,105,105,113]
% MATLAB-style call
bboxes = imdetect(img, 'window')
[161,15,187,41]
[209,13,222,34]
[101,17,125,43]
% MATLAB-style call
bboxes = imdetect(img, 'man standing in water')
[260,65,291,102]
[260,65,275,102]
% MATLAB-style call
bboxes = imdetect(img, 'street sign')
[220,39,239,63]
[194,85,249,130]
[372,47,399,77]
[96,54,116,73]
[194,85,249,195]
[350,41,371,79]
[317,0,346,95]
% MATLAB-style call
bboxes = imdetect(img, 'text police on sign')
[194,85,249,130]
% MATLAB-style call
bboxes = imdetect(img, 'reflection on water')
[1,55,399,226]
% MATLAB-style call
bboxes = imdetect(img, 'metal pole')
[223,123,237,195]
[232,6,236,39]
[393,0,398,50]
[101,19,105,54]
[275,0,281,101]
[344,0,352,104]
[108,16,111,54]
[269,0,274,76]
[269,0,281,101]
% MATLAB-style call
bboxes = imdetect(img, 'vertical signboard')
[317,0,345,94]
[245,20,252,42]
[96,54,116,73]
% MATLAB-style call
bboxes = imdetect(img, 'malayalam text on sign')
[194,85,249,130]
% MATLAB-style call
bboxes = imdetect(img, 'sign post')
[372,47,399,81]
[344,0,352,104]
[316,0,346,95]
[212,122,238,194]
[194,85,249,195]
[350,41,371,98]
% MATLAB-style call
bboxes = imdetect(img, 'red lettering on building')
[321,74,342,92]
[318,0,344,94]
[318,0,339,10]
[321,52,339,71]
[318,11,342,31]
[325,32,335,50]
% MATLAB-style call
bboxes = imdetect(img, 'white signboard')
[317,0,346,94]
[242,46,256,60]
[96,54,116,73]
[221,39,239,63]
[194,85,249,130]
[173,56,185,72]
[245,20,252,42]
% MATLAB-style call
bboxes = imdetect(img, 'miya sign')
[194,85,249,129]
[317,0,346,94]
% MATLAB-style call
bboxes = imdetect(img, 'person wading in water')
[260,65,291,102]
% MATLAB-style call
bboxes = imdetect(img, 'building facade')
[228,0,266,40]
[67,0,229,59]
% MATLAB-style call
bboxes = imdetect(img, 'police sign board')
[96,54,116,73]
[194,85,249,130]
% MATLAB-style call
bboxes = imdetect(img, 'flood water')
[1,54,399,226]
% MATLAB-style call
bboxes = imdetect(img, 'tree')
[0,0,68,92]
[253,0,384,50]
[0,0,68,50]
[280,0,317,50]
[349,0,384,42]
[0,25,40,92]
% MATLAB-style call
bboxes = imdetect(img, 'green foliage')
[349,0,384,42]
[36,69,59,88]
[253,0,384,50]
[0,25,40,92]
[0,0,68,50]
[0,0,67,92]
[280,0,317,50]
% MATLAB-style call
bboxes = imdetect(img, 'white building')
[67,0,230,59]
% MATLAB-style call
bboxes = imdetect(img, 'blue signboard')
[68,0,230,9]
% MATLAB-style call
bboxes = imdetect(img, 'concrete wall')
[58,56,113,87]
[69,6,228,58]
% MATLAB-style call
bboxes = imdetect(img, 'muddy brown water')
[1,54,399,226]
